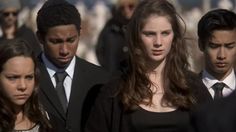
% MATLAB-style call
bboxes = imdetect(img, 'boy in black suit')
[197,9,236,100]
[36,1,110,132]
[191,9,236,132]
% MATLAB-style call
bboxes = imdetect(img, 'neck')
[205,68,233,81]
[2,25,16,39]
[14,111,34,130]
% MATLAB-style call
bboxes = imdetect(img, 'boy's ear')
[36,31,45,45]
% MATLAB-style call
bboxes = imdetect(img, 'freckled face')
[141,15,174,64]
[42,24,80,68]
[0,56,35,107]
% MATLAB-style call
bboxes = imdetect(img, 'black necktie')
[55,71,68,113]
[212,82,225,99]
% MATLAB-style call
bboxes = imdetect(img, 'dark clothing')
[131,107,190,132]
[0,25,42,56]
[85,72,203,132]
[38,56,110,132]
[191,91,236,132]
[96,17,129,73]
[190,72,213,105]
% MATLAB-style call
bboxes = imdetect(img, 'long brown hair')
[119,0,195,111]
[0,39,52,131]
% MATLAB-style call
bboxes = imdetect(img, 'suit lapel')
[198,72,213,101]
[67,58,89,114]
[38,57,66,120]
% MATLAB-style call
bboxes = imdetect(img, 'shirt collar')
[202,69,235,90]
[41,53,75,79]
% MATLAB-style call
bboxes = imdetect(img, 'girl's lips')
[152,50,163,55]
[14,94,29,99]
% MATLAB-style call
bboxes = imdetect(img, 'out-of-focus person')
[0,0,42,56]
[96,0,139,73]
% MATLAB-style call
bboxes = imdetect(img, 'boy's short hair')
[36,0,81,37]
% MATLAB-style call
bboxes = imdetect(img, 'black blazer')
[38,56,110,132]
[193,71,236,104]
[191,91,236,132]
[190,72,213,104]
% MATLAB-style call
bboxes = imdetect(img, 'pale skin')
[0,56,35,130]
[139,15,176,112]
[202,29,236,81]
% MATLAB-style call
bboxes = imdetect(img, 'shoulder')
[76,57,109,74]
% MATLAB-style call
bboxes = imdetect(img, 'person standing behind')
[0,39,53,132]
[85,0,197,132]
[0,0,42,56]
[36,0,110,132]
[194,9,236,102]
[96,0,138,73]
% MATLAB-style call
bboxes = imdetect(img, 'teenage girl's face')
[141,15,174,64]
[0,56,35,107]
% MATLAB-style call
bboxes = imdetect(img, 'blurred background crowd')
[1,0,236,72]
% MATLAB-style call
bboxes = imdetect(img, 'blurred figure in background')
[96,0,139,73]
[0,0,42,56]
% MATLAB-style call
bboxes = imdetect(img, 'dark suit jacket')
[190,72,213,105]
[38,56,110,132]
[193,71,236,105]
[191,91,236,132]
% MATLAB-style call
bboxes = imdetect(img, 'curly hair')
[0,39,52,131]
[119,0,195,111]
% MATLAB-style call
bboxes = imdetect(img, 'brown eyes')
[49,38,76,44]
[209,42,236,49]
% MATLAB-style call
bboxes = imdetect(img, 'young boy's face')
[204,29,236,80]
[41,24,80,68]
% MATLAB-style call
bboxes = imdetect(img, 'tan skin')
[37,24,80,68]
[202,29,236,81]
[0,56,36,130]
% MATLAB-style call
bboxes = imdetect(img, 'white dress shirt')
[41,53,76,102]
[202,69,236,98]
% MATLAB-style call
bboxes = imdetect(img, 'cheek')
[69,43,79,53]
[1,82,15,98]
[45,45,59,55]
[26,81,35,95]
